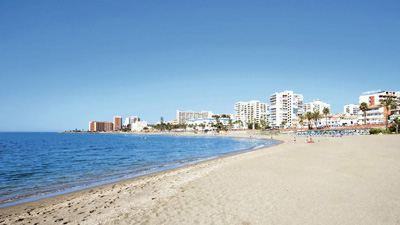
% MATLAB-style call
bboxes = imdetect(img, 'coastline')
[2,134,400,224]
[0,133,280,214]
[0,132,277,209]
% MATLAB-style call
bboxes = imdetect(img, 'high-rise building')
[234,100,269,125]
[358,90,400,124]
[113,116,122,131]
[343,104,359,116]
[270,90,303,128]
[304,100,330,114]
[176,110,213,124]
[89,121,113,132]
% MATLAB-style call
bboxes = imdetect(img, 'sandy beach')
[1,133,400,225]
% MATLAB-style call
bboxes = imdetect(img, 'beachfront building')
[186,117,234,130]
[315,114,358,127]
[89,121,113,132]
[304,100,330,114]
[131,120,148,132]
[358,90,400,125]
[113,116,122,131]
[176,110,213,124]
[270,90,303,128]
[234,101,269,127]
[343,104,359,116]
[124,116,139,127]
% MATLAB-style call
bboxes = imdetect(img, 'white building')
[131,121,148,132]
[358,90,400,125]
[186,118,233,129]
[343,104,359,116]
[234,100,269,126]
[124,116,139,126]
[176,110,213,124]
[270,90,303,128]
[304,100,330,114]
[316,114,358,127]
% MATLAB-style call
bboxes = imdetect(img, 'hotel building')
[113,116,122,131]
[358,90,400,124]
[343,104,359,116]
[176,110,213,124]
[270,90,303,128]
[304,100,330,114]
[89,121,114,132]
[234,100,269,125]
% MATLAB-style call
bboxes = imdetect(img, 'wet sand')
[1,134,400,224]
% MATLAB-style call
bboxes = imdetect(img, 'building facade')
[176,110,213,124]
[89,121,113,132]
[124,116,139,127]
[234,100,269,126]
[113,116,122,131]
[304,100,330,114]
[358,91,400,124]
[343,104,359,116]
[270,90,303,128]
[131,121,148,132]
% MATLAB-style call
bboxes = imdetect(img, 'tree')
[237,120,242,129]
[323,107,330,127]
[305,112,313,129]
[393,117,400,134]
[312,111,322,128]
[260,119,267,130]
[298,115,305,128]
[160,116,165,131]
[380,97,398,130]
[280,121,286,128]
[359,102,369,127]
[228,119,233,130]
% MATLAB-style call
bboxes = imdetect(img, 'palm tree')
[305,112,313,130]
[298,115,305,129]
[359,102,369,127]
[312,111,321,128]
[281,121,286,128]
[260,119,267,130]
[393,117,400,134]
[323,107,330,128]
[380,97,398,130]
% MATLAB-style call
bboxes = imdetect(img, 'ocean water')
[0,132,278,207]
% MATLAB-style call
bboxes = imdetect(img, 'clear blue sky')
[1,0,399,131]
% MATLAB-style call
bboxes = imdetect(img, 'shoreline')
[0,132,280,209]
[2,134,400,224]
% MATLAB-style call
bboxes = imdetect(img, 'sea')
[0,132,278,207]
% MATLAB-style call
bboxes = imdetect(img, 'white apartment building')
[270,90,303,128]
[343,104,359,116]
[124,116,139,126]
[234,100,269,126]
[176,110,213,124]
[358,90,400,124]
[304,100,330,114]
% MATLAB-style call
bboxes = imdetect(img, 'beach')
[1,133,400,224]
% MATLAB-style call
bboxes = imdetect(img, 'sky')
[1,0,399,131]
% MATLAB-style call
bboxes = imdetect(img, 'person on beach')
[294,136,296,143]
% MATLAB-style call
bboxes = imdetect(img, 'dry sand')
[1,134,400,225]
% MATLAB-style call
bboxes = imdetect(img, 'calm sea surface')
[0,132,278,207]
